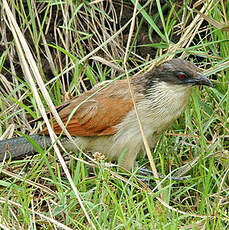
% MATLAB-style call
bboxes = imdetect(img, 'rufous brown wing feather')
[41,80,140,136]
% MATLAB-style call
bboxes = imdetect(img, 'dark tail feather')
[0,135,52,161]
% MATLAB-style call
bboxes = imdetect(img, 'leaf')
[194,9,229,32]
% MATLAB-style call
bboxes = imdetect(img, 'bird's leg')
[134,167,190,191]
[136,167,190,182]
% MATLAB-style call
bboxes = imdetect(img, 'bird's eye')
[177,72,187,81]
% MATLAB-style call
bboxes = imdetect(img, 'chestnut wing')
[42,81,140,136]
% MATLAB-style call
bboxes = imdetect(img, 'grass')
[0,0,229,229]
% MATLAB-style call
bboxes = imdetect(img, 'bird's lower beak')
[189,72,214,88]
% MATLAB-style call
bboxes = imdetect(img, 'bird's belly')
[154,103,188,132]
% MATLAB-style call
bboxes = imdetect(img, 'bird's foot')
[135,167,190,190]
[137,167,189,181]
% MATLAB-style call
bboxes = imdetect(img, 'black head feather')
[133,59,213,94]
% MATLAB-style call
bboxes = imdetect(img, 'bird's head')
[132,58,213,98]
[152,58,214,88]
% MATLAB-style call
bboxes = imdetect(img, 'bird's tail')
[0,135,52,161]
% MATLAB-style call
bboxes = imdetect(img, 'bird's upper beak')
[188,72,214,88]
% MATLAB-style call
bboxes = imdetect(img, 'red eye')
[177,73,187,81]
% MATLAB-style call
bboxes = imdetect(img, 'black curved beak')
[187,72,214,88]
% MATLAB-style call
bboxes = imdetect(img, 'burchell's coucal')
[0,59,213,170]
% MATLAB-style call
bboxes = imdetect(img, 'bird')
[0,59,213,170]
